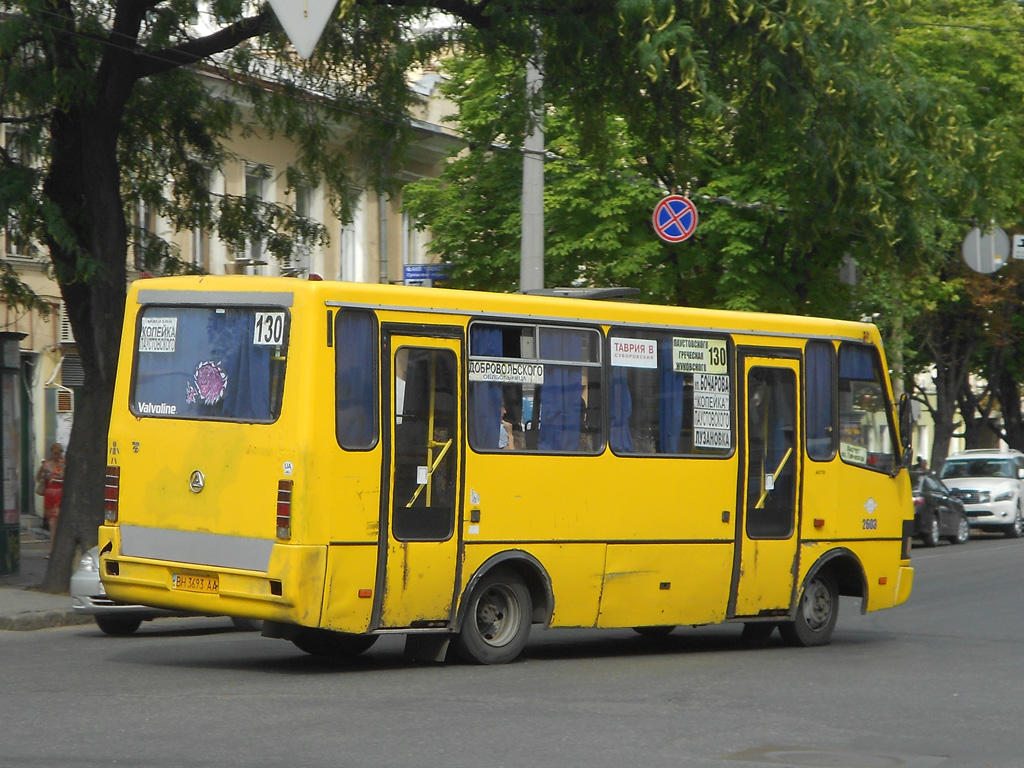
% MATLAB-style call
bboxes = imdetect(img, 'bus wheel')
[633,626,675,637]
[292,628,378,658]
[740,622,775,647]
[779,571,838,648]
[454,568,532,664]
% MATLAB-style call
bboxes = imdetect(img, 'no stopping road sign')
[653,195,698,243]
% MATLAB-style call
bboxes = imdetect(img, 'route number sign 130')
[253,312,286,346]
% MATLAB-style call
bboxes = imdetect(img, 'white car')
[70,547,262,636]
[938,450,1024,538]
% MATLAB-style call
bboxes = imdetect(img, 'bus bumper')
[894,564,914,607]
[97,525,327,628]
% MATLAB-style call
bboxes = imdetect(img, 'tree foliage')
[406,0,972,319]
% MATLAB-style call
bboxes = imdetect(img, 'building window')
[402,210,427,266]
[241,163,269,275]
[3,128,38,258]
[287,183,313,277]
[132,202,158,271]
[190,170,212,271]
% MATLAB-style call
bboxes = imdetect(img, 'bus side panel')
[796,539,908,613]
[320,544,378,633]
[596,543,732,628]
[460,543,606,628]
[463,454,737,544]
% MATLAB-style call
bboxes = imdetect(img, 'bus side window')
[805,340,836,461]
[468,322,602,454]
[608,330,733,457]
[837,342,896,473]
[335,309,379,450]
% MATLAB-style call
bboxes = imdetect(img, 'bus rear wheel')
[454,567,532,664]
[779,571,838,648]
[292,628,378,658]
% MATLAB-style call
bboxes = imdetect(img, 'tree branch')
[131,12,275,80]
[1,112,52,125]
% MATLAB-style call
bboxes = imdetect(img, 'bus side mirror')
[898,394,913,450]
[901,446,914,470]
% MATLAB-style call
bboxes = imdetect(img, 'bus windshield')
[131,305,288,423]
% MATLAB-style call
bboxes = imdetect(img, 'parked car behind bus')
[71,547,262,636]
[910,471,969,547]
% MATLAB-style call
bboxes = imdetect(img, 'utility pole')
[520,43,544,293]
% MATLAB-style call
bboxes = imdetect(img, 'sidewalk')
[0,514,93,631]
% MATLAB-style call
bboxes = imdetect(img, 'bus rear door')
[730,353,801,617]
[376,332,463,629]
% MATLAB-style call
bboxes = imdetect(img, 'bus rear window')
[131,306,288,422]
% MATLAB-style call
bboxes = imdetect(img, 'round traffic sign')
[962,226,1009,274]
[653,195,698,243]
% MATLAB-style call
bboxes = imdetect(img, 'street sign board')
[961,227,1009,274]
[1013,233,1024,260]
[403,263,450,287]
[653,195,698,243]
[266,0,339,59]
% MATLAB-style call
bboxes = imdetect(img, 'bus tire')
[95,616,142,636]
[779,571,838,648]
[740,622,775,647]
[454,567,532,664]
[292,628,378,658]
[633,626,675,637]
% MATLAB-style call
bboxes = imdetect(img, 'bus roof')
[130,275,879,345]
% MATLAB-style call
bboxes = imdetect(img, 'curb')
[0,609,94,632]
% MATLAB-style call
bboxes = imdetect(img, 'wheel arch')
[798,547,868,617]
[454,550,554,632]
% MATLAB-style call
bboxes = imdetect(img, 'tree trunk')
[39,100,128,591]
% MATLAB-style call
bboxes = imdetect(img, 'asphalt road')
[1,534,1020,768]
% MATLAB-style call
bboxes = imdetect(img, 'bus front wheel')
[779,571,838,648]
[292,628,378,658]
[454,567,532,664]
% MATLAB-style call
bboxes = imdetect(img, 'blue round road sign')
[653,195,698,243]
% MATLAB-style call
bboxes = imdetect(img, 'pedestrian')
[36,443,65,557]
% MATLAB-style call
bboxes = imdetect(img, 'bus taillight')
[104,465,120,523]
[277,479,293,539]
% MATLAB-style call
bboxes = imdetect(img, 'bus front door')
[378,335,462,629]
[730,355,801,618]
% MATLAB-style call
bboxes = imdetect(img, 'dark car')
[911,470,970,547]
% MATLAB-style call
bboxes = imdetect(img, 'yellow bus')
[99,275,914,663]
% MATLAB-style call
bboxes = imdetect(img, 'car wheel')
[1006,512,1024,539]
[95,615,143,636]
[921,516,940,547]
[948,516,970,545]
[779,571,838,648]
[291,628,378,657]
[453,567,532,664]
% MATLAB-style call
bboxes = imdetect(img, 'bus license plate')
[171,572,219,594]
